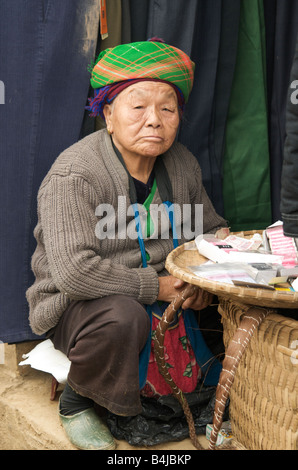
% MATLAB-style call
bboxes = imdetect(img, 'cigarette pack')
[206,421,233,446]
[265,221,298,267]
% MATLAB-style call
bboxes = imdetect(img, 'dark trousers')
[50,295,150,416]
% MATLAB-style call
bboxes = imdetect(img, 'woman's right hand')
[157,275,213,311]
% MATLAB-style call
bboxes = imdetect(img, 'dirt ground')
[0,342,209,451]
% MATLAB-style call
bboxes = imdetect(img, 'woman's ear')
[103,104,113,134]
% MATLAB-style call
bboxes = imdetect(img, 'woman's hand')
[157,276,213,310]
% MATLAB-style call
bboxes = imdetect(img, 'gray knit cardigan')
[26,129,227,335]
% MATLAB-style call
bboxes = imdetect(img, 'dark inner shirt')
[132,171,155,205]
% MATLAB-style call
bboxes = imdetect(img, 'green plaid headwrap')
[90,40,195,104]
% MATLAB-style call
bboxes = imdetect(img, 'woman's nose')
[146,106,161,127]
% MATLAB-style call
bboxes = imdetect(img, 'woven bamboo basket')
[219,299,298,450]
[165,231,298,450]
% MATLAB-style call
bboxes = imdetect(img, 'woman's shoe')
[59,407,116,450]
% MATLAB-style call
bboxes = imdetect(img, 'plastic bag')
[106,383,229,446]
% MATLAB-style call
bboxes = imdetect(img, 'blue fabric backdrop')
[0,1,100,342]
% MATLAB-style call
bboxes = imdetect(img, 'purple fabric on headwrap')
[86,85,114,119]
[86,78,185,120]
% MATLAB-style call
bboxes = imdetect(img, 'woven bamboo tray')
[219,299,298,450]
[165,234,298,309]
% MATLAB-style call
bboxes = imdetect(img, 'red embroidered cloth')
[141,312,201,397]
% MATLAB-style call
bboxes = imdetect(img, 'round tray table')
[165,240,298,309]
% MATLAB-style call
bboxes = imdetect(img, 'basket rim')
[165,240,298,309]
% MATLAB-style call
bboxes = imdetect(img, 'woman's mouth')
[142,136,163,142]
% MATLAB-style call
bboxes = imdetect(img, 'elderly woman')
[26,39,227,450]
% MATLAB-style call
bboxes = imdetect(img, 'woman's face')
[103,81,180,161]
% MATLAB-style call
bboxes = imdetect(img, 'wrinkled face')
[103,81,180,161]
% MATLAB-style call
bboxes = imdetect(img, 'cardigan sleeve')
[40,174,159,304]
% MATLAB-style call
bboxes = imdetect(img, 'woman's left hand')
[173,279,213,311]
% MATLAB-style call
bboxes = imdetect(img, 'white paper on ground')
[19,339,70,384]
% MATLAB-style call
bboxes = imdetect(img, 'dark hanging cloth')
[280,31,298,238]
[263,0,298,221]
[0,1,100,343]
[175,0,224,216]
[129,0,151,42]
[207,0,241,217]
